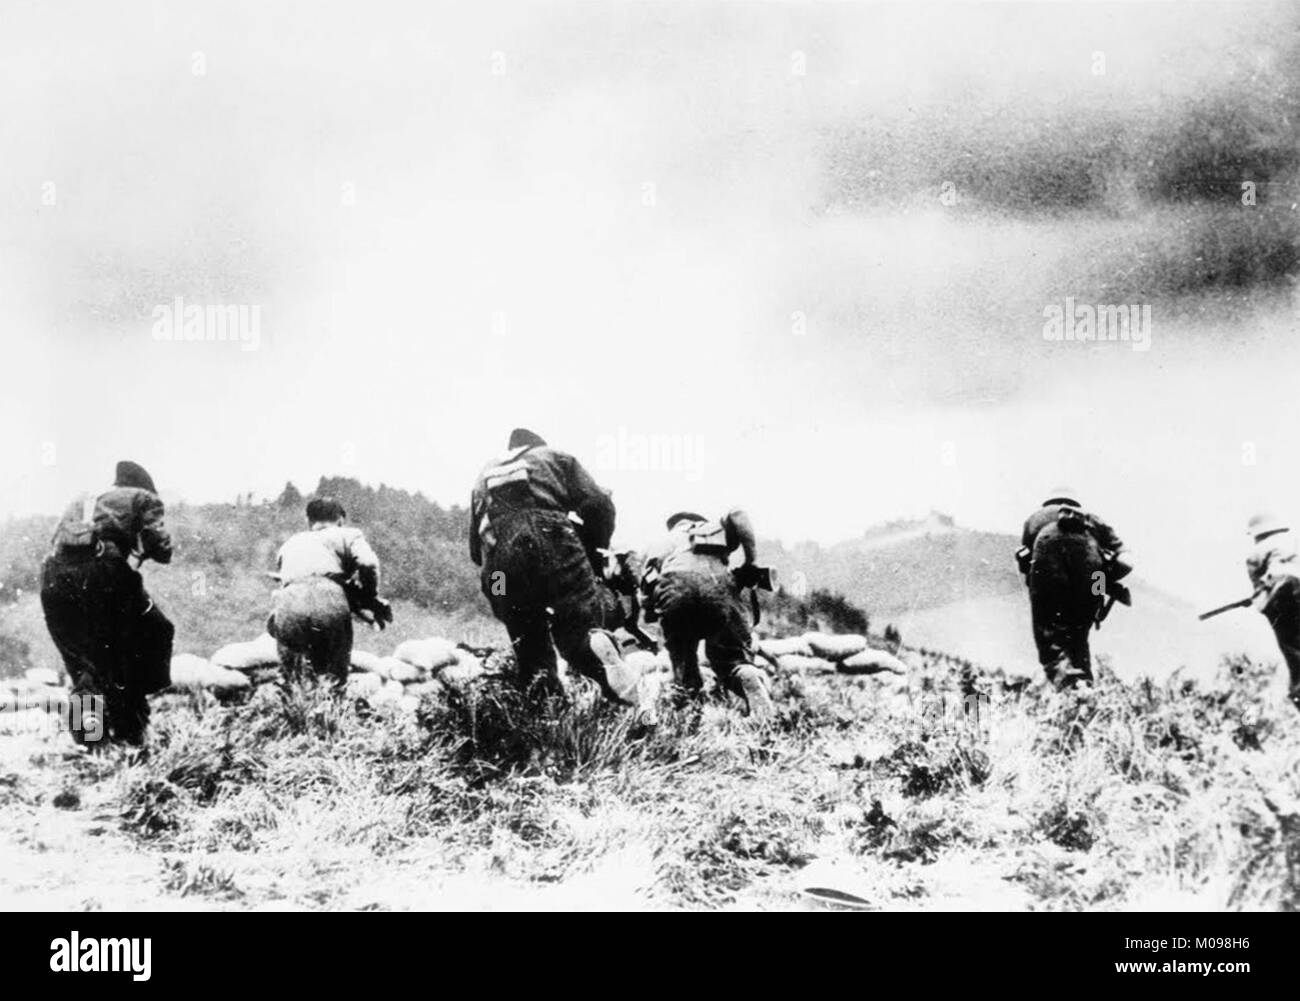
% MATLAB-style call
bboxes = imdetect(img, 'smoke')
[2,0,1297,601]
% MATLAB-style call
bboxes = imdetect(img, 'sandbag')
[439,660,484,688]
[804,633,867,661]
[350,650,384,675]
[211,633,280,671]
[775,654,837,675]
[345,672,384,699]
[393,638,459,673]
[169,654,251,692]
[369,679,406,705]
[758,636,814,659]
[24,666,61,687]
[838,649,909,676]
[452,648,483,672]
[377,657,422,684]
[404,679,446,699]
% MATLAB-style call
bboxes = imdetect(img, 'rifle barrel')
[1198,598,1253,621]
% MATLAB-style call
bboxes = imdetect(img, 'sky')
[1,0,1297,608]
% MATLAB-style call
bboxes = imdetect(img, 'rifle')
[1198,597,1254,621]
[343,579,393,630]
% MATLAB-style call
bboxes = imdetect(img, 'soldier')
[268,497,391,687]
[39,460,175,749]
[1245,512,1300,712]
[639,509,774,719]
[1017,488,1128,689]
[469,428,647,713]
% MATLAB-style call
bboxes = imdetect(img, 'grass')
[19,645,1280,910]
[2,571,1297,909]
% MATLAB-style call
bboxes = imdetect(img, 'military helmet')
[1247,512,1289,538]
[666,511,707,530]
[1043,486,1081,507]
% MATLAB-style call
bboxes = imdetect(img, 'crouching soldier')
[469,428,648,715]
[268,497,391,688]
[639,509,775,719]
[39,460,175,749]
[1017,487,1128,689]
[1245,513,1300,713]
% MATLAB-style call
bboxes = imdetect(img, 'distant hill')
[763,513,1279,680]
[763,512,1017,622]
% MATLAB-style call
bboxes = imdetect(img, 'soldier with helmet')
[1017,487,1129,688]
[1245,511,1300,712]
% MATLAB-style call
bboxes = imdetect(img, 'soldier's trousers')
[40,553,174,746]
[1263,576,1300,711]
[654,569,753,697]
[268,577,353,686]
[480,509,623,701]
[1029,589,1098,688]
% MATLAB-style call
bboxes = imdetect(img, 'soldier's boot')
[1044,651,1084,691]
[735,664,774,721]
[588,630,657,726]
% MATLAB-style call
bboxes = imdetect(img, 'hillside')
[1,489,1297,913]
[0,477,492,679]
[763,513,1279,682]
[764,512,1016,621]
[1,495,1285,687]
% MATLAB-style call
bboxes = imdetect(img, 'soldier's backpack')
[49,492,104,558]
[481,445,536,511]
[684,518,731,557]
[1055,504,1089,533]
[475,445,538,554]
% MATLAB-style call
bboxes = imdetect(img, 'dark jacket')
[51,486,173,564]
[1020,503,1122,600]
[469,444,614,566]
[1022,505,1122,561]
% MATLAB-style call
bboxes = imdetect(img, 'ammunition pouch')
[1015,546,1031,576]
